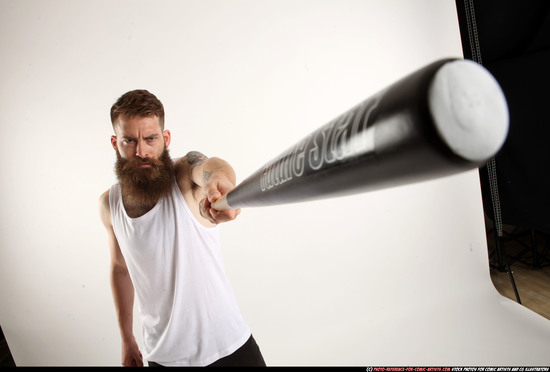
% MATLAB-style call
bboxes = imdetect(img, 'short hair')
[110,89,165,130]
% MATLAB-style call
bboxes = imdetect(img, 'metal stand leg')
[496,235,522,304]
[460,0,522,303]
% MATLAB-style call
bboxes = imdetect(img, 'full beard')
[114,147,175,208]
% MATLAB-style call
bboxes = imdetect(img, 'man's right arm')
[98,190,143,367]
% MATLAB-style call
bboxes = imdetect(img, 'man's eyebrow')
[121,134,159,140]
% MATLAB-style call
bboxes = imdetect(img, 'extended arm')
[99,191,143,367]
[183,151,241,224]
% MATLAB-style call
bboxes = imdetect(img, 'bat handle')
[211,194,231,211]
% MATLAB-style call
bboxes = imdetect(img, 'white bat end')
[429,59,509,162]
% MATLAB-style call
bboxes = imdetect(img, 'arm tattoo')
[185,152,212,185]
[185,151,207,168]
[203,170,212,183]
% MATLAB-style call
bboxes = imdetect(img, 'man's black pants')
[148,335,266,367]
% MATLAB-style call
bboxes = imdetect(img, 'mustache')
[119,154,165,170]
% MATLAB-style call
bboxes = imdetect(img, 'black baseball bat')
[212,58,509,211]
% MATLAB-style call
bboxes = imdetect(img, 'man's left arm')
[184,151,241,224]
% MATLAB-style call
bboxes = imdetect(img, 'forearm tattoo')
[203,171,212,183]
[185,151,212,185]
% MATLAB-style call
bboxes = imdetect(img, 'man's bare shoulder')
[183,151,208,166]
[98,189,112,228]
[177,151,207,170]
[99,189,110,206]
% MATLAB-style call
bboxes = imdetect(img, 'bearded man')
[98,90,265,367]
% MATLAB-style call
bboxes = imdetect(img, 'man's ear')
[163,130,171,148]
[110,135,118,151]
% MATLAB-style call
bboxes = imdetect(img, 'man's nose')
[136,140,149,159]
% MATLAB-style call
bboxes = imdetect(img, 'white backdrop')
[1,0,549,366]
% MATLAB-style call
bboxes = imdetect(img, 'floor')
[1,221,548,367]
[486,219,550,321]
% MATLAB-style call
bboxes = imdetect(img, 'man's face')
[111,115,171,161]
[111,115,174,207]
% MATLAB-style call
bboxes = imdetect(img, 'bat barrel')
[212,58,509,211]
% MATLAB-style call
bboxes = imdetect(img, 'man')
[98,90,265,367]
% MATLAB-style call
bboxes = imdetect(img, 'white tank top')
[109,180,251,366]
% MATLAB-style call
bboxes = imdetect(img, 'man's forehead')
[114,115,162,135]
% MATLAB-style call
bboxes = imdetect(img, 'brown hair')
[110,89,165,130]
